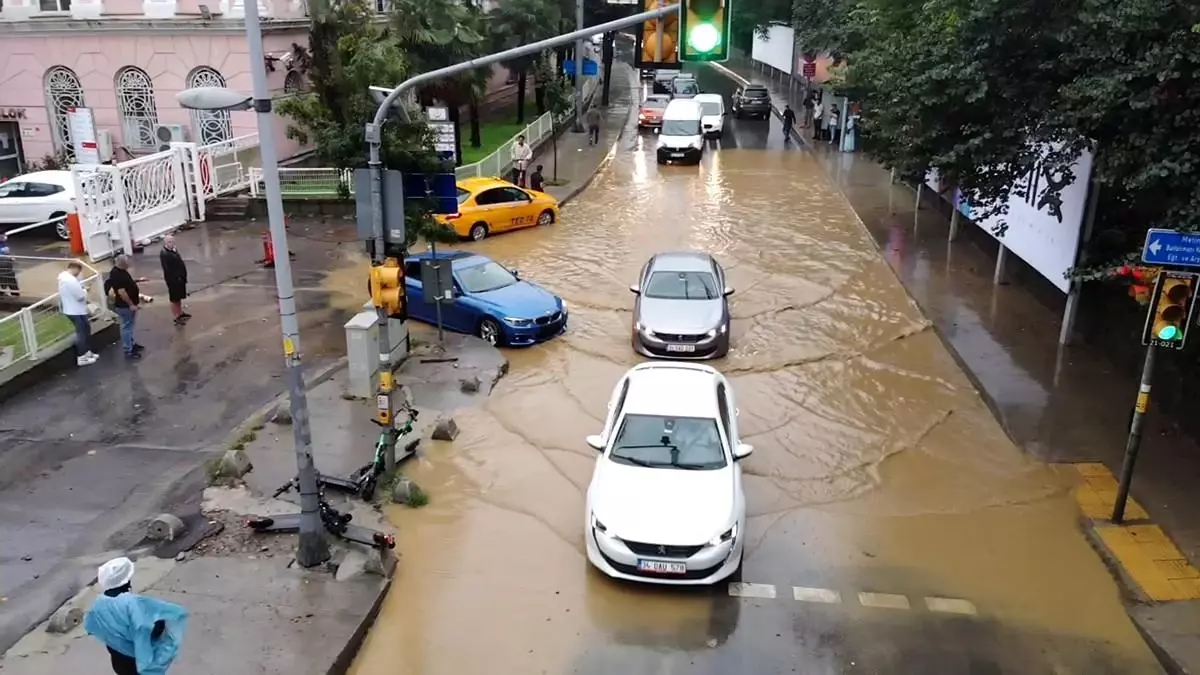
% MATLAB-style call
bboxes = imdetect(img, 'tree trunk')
[535,83,546,115]
[516,69,528,124]
[450,103,464,167]
[602,33,615,106]
[468,99,482,148]
[552,133,558,182]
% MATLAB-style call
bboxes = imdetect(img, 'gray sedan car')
[629,252,733,360]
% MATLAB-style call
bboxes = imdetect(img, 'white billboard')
[751,24,795,74]
[927,148,1094,293]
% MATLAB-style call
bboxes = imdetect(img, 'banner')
[634,0,679,69]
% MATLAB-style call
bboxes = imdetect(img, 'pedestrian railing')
[0,256,107,371]
[3,214,69,239]
[249,79,599,197]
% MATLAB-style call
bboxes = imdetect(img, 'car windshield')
[643,97,669,109]
[744,88,769,99]
[610,414,726,470]
[673,81,699,96]
[457,261,517,294]
[661,119,701,136]
[699,101,721,116]
[644,270,719,300]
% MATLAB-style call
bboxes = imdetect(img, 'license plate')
[666,344,696,352]
[671,152,684,158]
[637,559,687,575]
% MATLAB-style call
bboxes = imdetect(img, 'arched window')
[114,66,159,151]
[186,67,233,146]
[45,66,85,160]
[283,70,305,94]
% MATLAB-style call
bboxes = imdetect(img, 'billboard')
[634,0,679,69]
[750,24,795,74]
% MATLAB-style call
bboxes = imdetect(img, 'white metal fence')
[0,256,107,370]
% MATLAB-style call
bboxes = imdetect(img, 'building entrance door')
[0,123,24,181]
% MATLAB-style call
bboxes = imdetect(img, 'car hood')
[658,134,702,150]
[638,297,724,334]
[591,461,736,545]
[473,280,561,317]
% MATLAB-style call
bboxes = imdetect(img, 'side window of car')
[501,187,531,203]
[716,383,733,446]
[404,262,422,282]
[25,183,64,197]
[475,188,505,206]
[0,182,27,199]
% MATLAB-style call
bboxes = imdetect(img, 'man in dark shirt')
[529,165,545,192]
[106,254,145,360]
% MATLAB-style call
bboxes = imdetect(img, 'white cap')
[97,557,135,592]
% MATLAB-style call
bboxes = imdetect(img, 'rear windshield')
[643,96,670,109]
[744,88,769,98]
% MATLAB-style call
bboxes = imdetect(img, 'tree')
[489,0,562,124]
[535,54,575,183]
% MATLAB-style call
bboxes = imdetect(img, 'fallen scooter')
[247,482,395,550]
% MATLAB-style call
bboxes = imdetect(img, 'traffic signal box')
[680,0,731,62]
[369,257,407,320]
[635,0,680,69]
[1142,270,1200,349]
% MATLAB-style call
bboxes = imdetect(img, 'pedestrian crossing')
[727,582,979,616]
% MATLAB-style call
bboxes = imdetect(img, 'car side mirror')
[733,443,754,460]
[586,435,606,451]
[629,284,641,294]
[723,287,735,296]
[653,128,660,135]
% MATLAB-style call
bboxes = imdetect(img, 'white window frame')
[115,67,160,153]
[45,66,86,160]
[186,67,233,146]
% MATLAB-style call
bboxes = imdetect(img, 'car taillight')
[445,213,461,220]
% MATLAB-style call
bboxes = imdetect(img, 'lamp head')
[177,87,253,112]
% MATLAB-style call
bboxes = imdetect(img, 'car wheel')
[537,210,554,227]
[469,222,489,241]
[52,212,70,241]
[478,317,503,346]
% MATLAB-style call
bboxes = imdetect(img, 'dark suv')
[731,85,772,119]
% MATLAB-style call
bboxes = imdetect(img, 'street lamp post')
[178,0,330,568]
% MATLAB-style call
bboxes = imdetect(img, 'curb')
[327,576,393,675]
[556,67,639,207]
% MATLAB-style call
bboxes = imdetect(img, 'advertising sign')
[750,24,794,74]
[634,0,679,69]
[67,107,101,165]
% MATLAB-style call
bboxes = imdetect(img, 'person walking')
[85,557,188,675]
[0,233,19,297]
[58,260,98,367]
[812,98,825,141]
[106,255,146,360]
[159,235,190,326]
[586,106,602,146]
[511,135,533,187]
[781,105,796,142]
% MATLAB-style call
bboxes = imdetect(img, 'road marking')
[924,597,977,615]
[792,586,841,604]
[857,592,911,610]
[728,582,776,599]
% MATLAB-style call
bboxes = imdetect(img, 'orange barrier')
[66,213,85,256]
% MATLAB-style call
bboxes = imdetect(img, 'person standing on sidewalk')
[159,235,191,326]
[58,260,98,367]
[781,105,796,142]
[828,105,842,146]
[801,92,815,129]
[511,135,533,187]
[586,106,602,146]
[85,557,189,675]
[812,98,824,141]
[106,255,146,360]
[529,164,545,192]
[0,233,19,297]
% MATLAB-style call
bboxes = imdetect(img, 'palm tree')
[488,0,561,124]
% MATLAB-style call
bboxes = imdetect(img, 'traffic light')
[680,0,731,62]
[635,0,680,68]
[1142,270,1199,349]
[369,257,407,319]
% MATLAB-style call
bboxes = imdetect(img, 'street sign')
[1141,270,1199,349]
[802,61,816,78]
[354,168,406,245]
[1142,228,1200,268]
[563,58,599,76]
[420,258,456,305]
[402,172,459,215]
[425,106,456,157]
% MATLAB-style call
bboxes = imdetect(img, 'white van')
[655,99,705,165]
[693,93,725,139]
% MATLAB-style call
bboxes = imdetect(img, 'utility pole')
[572,0,586,132]
[245,0,329,567]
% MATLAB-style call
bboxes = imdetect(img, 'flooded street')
[349,65,1163,673]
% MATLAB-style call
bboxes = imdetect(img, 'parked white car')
[584,361,752,585]
[0,170,75,240]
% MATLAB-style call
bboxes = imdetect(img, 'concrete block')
[431,415,459,441]
[335,550,368,582]
[366,548,398,577]
[269,404,293,425]
[391,477,418,504]
[460,376,481,393]
[219,448,253,478]
[45,606,83,634]
[147,513,186,541]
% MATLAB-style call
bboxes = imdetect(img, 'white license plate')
[637,559,687,575]
[670,152,684,158]
[666,344,696,352]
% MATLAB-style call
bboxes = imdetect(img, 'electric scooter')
[246,481,395,550]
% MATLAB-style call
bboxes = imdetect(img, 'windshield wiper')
[612,455,668,468]
[671,461,720,470]
[616,444,678,451]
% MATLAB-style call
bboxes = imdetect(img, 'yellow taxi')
[439,176,560,241]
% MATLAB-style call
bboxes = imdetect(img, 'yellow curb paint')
[1095,524,1200,601]
[1066,463,1149,521]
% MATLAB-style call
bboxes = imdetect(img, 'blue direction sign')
[403,173,459,215]
[1142,228,1200,268]
[563,58,599,76]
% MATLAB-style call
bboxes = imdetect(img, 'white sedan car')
[0,170,75,240]
[584,361,752,585]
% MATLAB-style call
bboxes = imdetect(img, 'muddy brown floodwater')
[345,125,1163,672]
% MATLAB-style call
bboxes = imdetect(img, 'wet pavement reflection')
[347,66,1163,673]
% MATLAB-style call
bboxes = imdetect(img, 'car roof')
[622,363,722,419]
[405,250,490,268]
[693,93,722,104]
[459,176,513,192]
[649,251,716,272]
[6,170,72,185]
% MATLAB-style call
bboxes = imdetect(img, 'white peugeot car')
[0,170,75,240]
[584,362,752,585]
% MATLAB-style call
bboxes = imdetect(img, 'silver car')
[629,252,733,360]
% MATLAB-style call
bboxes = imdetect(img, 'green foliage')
[535,55,573,119]
[805,0,1200,280]
[389,0,488,110]
[488,0,562,122]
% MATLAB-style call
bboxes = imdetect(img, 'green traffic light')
[1157,325,1181,340]
[688,23,721,53]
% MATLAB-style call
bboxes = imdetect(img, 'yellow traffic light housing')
[680,0,731,62]
[1142,270,1199,349]
[369,257,407,319]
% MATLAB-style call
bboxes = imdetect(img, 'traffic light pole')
[572,0,585,133]
[1111,345,1157,524]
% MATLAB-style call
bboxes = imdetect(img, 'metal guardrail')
[250,78,598,197]
[0,256,107,369]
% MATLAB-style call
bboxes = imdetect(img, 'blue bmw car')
[402,251,567,346]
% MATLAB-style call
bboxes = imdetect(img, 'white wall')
[751,24,795,74]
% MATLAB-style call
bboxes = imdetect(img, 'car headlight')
[691,139,704,150]
[591,513,618,541]
[705,323,728,338]
[504,317,532,327]
[708,523,737,547]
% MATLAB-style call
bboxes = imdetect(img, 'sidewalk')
[532,61,637,206]
[713,56,1200,671]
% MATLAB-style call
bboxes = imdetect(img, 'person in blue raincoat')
[85,557,189,675]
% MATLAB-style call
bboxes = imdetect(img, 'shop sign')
[0,109,27,120]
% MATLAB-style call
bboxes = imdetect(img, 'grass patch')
[0,311,75,361]
[405,482,430,508]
